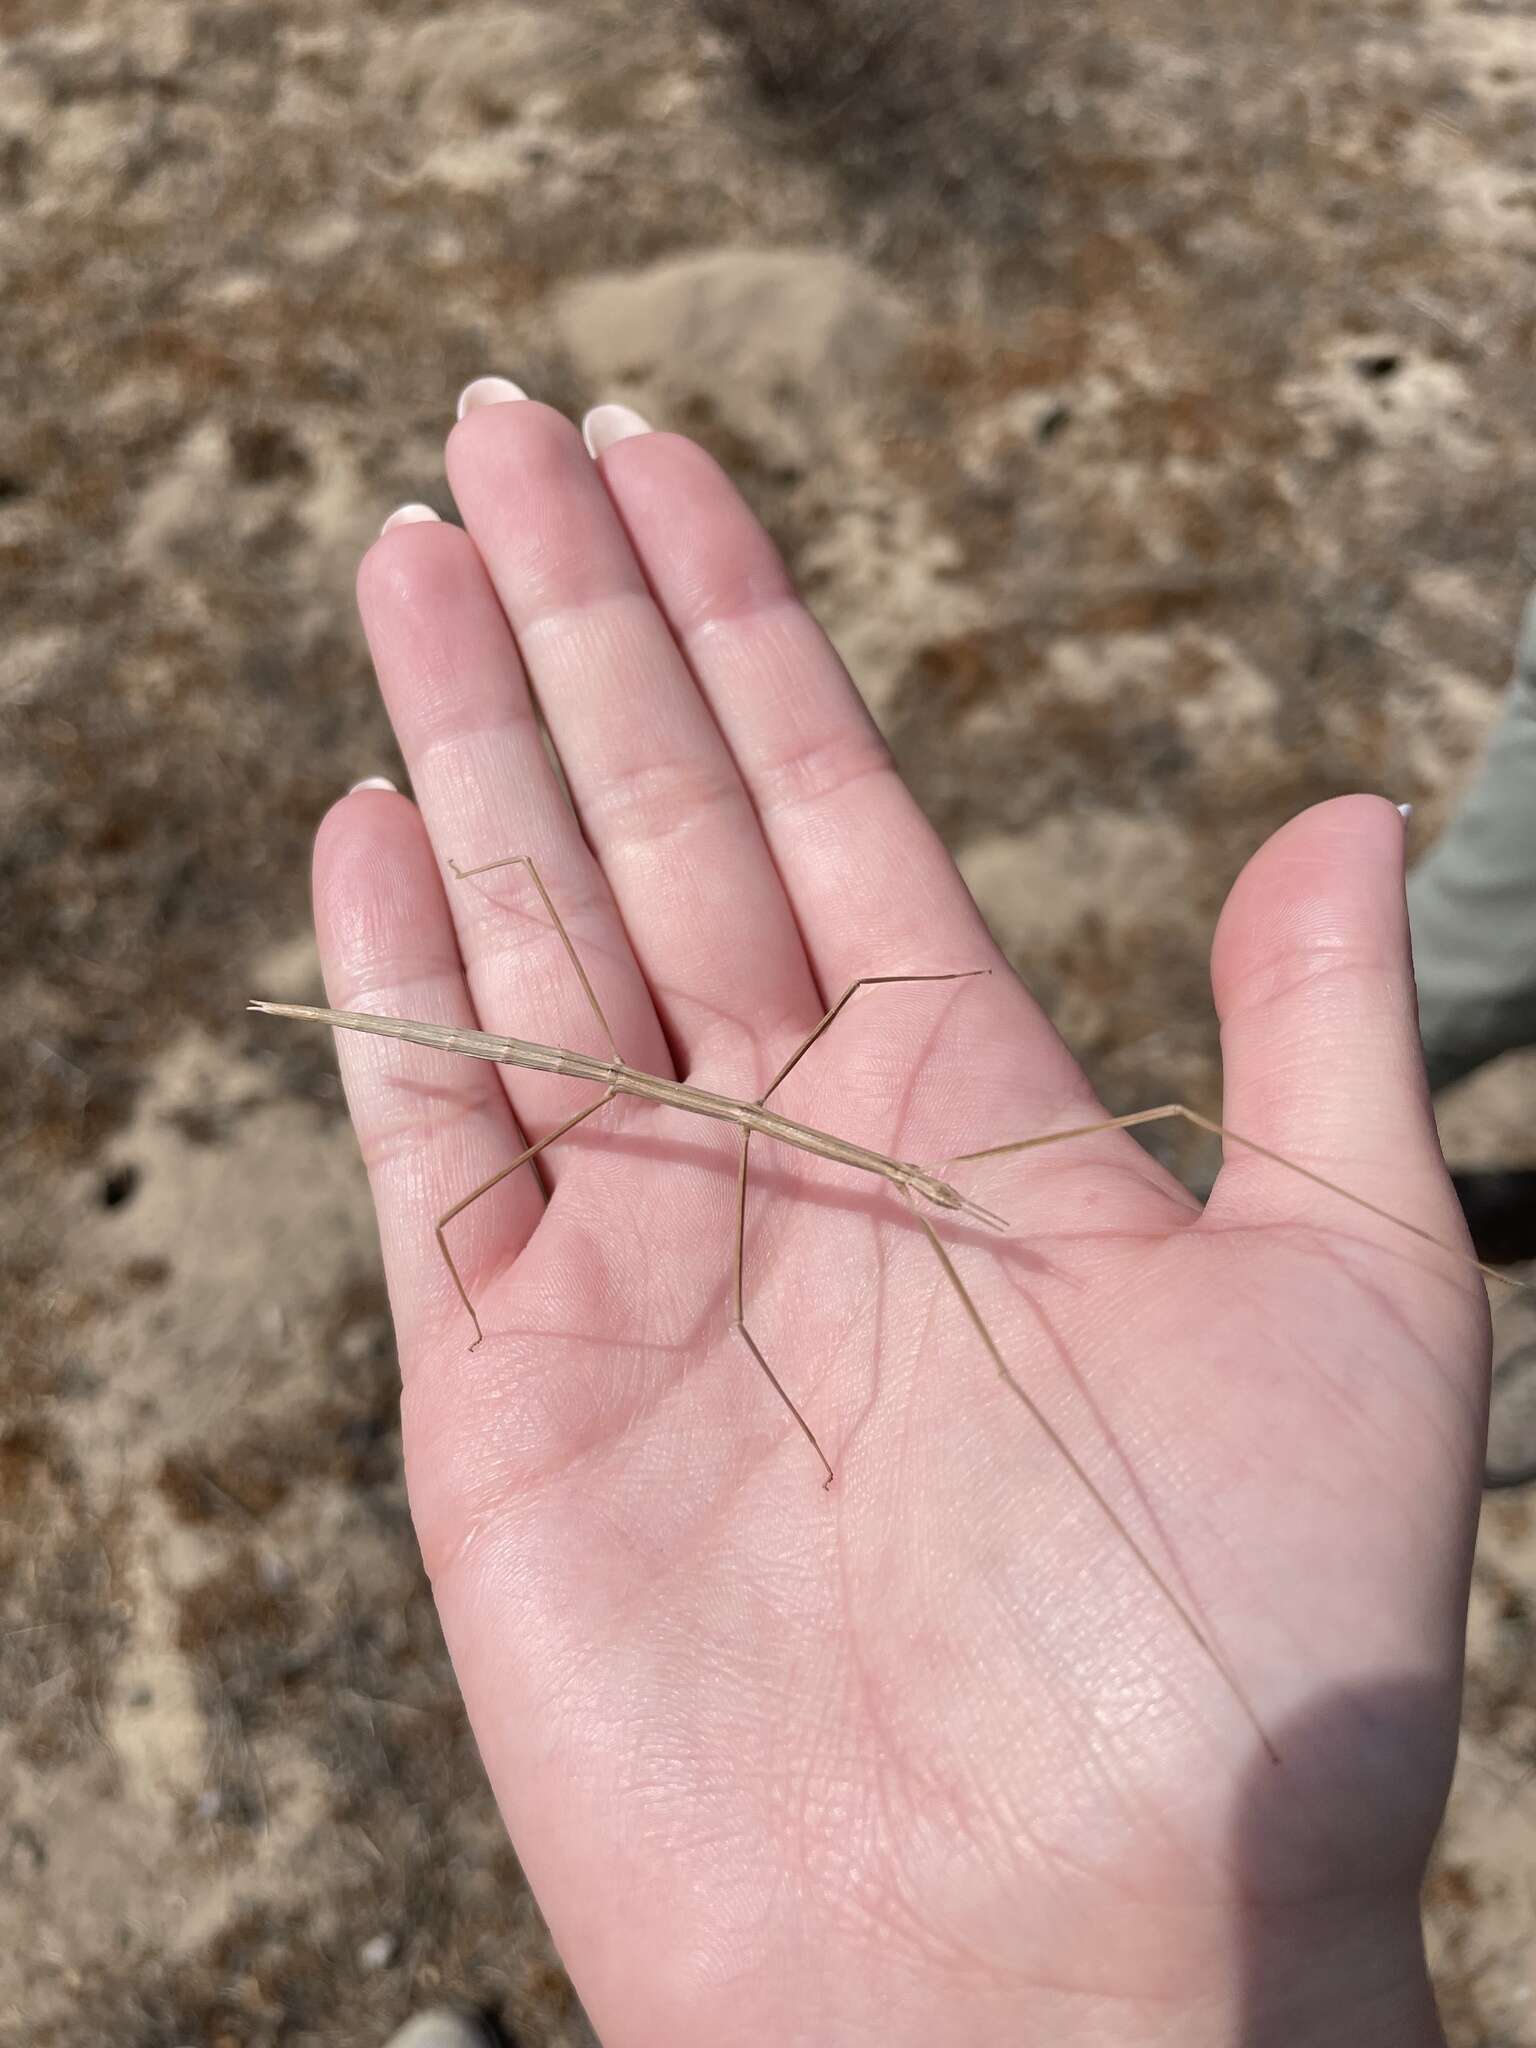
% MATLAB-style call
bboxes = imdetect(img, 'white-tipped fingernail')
[457,376,528,418]
[350,776,398,795]
[1396,802,1414,821]
[380,503,441,535]
[582,403,653,457]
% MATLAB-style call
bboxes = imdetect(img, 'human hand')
[309,390,1488,2047]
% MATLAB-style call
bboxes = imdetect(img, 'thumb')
[1204,795,1465,1253]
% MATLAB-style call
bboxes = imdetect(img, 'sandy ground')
[4,0,1536,2040]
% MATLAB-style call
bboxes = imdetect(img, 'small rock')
[358,1932,397,1971]
[379,2009,495,2048]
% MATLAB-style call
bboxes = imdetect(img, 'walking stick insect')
[253,853,1514,1762]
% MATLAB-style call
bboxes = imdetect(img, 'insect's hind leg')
[729,1130,833,1486]
[899,1185,1280,1762]
[438,1090,614,1348]
[449,853,621,1061]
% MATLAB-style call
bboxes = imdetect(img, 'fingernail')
[582,403,653,457]
[350,776,398,794]
[1396,802,1414,821]
[380,503,441,535]
[457,376,528,418]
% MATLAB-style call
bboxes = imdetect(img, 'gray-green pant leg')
[1407,589,1536,1092]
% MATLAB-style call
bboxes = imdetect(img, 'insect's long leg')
[956,1104,1516,1289]
[901,1188,1279,1762]
[438,1090,615,1348]
[725,973,987,1485]
[730,1130,834,1487]
[759,971,987,1106]
[449,853,621,1061]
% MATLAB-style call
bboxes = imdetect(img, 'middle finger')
[446,391,820,1088]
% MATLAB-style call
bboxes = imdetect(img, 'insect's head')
[916,1172,1009,1233]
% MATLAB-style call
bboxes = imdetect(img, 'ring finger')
[356,510,668,1181]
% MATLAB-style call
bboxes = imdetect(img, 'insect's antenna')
[901,1189,1280,1766]
[450,852,621,1062]
[951,1191,1010,1232]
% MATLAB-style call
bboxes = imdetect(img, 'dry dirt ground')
[5,0,1536,2041]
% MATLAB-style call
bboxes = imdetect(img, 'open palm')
[310,391,1488,2048]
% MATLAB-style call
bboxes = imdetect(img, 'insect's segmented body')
[251,1002,993,1224]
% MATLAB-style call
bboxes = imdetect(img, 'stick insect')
[253,853,1513,1761]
